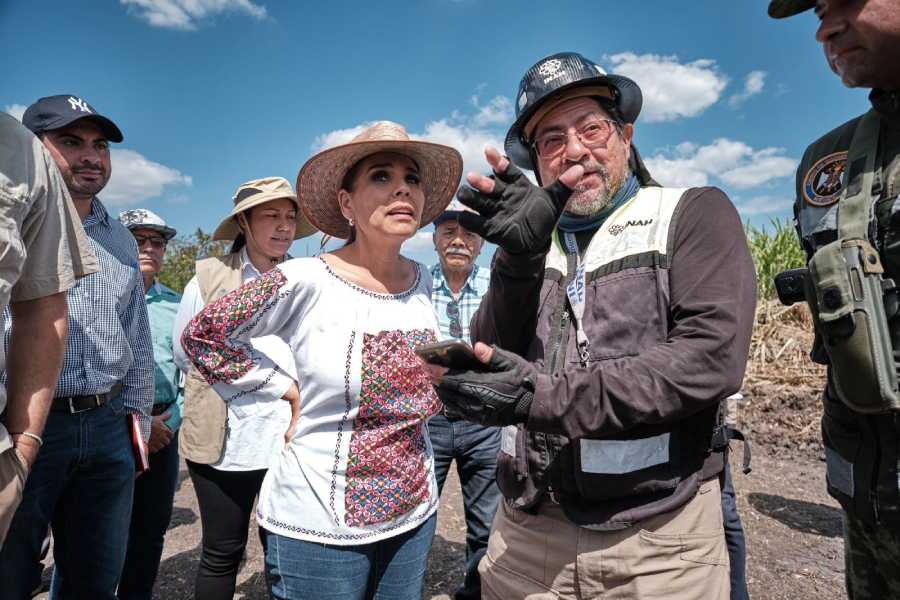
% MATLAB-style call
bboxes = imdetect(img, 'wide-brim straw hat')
[297,121,464,239]
[212,176,318,241]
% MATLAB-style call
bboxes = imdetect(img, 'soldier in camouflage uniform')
[769,1,900,598]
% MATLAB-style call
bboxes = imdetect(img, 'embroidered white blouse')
[181,256,442,544]
[172,249,294,471]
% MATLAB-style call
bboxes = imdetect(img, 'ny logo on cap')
[67,97,92,114]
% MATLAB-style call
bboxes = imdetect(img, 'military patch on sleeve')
[803,151,848,207]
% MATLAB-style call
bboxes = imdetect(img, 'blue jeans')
[264,514,437,600]
[117,431,181,600]
[428,414,502,600]
[0,402,135,600]
[722,464,748,600]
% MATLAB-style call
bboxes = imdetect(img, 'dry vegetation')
[742,299,827,461]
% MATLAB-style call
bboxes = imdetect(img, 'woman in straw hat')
[181,122,462,599]
[172,176,316,599]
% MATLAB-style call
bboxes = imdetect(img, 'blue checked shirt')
[429,263,490,342]
[27,200,153,439]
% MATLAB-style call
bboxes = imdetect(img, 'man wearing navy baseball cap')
[23,94,124,143]
[0,96,154,600]
[21,96,123,211]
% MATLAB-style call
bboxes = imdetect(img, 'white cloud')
[605,53,728,123]
[734,195,792,217]
[120,0,267,31]
[311,89,513,180]
[729,71,767,107]
[103,148,192,206]
[402,230,436,253]
[416,120,503,176]
[312,118,503,184]
[311,123,372,152]
[645,138,797,190]
[4,104,26,121]
[471,95,513,128]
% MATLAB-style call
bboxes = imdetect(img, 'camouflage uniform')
[793,89,900,600]
[769,1,900,596]
[844,511,900,598]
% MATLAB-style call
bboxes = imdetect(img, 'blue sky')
[2,1,871,266]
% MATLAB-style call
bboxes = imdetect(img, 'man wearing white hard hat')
[117,208,181,600]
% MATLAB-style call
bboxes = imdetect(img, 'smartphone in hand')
[415,340,487,371]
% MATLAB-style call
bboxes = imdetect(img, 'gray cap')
[433,200,479,227]
[768,0,815,18]
[118,209,176,240]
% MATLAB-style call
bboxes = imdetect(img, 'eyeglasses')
[446,300,463,339]
[532,117,620,159]
[134,235,167,249]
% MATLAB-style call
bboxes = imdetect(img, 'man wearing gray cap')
[0,95,154,599]
[769,2,900,598]
[424,52,757,599]
[117,209,182,600]
[427,201,498,600]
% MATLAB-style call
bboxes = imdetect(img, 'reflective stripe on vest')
[581,433,670,474]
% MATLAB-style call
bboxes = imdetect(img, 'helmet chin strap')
[237,213,285,267]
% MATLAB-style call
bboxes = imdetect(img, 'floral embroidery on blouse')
[344,329,440,527]
[182,268,288,385]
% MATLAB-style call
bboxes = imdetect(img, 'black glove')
[436,345,538,427]
[456,162,573,255]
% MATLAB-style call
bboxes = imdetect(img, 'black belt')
[52,384,123,414]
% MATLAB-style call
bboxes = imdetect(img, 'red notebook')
[130,414,150,474]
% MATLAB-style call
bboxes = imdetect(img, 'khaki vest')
[179,252,244,464]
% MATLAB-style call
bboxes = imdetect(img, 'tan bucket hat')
[296,121,464,239]
[212,176,318,241]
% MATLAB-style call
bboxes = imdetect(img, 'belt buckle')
[68,395,100,414]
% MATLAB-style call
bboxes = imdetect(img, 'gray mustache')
[445,248,471,257]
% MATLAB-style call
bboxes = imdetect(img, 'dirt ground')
[35,410,847,599]
[34,303,849,599]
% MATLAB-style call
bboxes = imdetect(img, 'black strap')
[727,427,752,475]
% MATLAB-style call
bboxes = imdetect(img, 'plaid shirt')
[40,200,153,439]
[429,263,490,341]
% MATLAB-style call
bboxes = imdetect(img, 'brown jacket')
[471,185,757,528]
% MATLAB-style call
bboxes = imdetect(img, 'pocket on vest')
[179,371,227,464]
[496,426,528,499]
[577,268,666,363]
[572,433,679,501]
